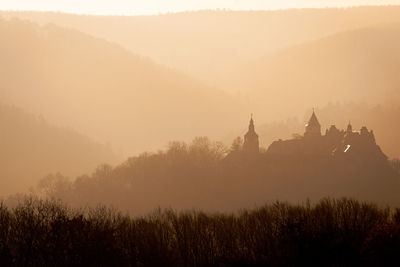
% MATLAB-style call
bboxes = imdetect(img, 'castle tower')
[347,121,353,133]
[360,126,376,144]
[243,115,259,154]
[304,109,321,137]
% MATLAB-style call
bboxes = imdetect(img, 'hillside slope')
[3,6,400,87]
[0,103,117,195]
[0,17,244,155]
[224,25,400,122]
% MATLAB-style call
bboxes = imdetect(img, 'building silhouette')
[243,115,259,154]
[230,110,386,163]
[304,109,321,138]
[266,110,386,161]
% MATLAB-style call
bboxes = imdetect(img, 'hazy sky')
[1,0,400,15]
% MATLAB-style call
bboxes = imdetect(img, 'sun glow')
[1,0,400,15]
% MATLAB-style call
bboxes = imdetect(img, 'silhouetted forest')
[1,197,400,266]
[1,6,400,265]
[33,136,400,214]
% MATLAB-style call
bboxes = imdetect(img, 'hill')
[0,103,117,195]
[35,136,400,214]
[220,24,400,127]
[4,9,400,160]
[0,17,244,155]
[2,6,400,88]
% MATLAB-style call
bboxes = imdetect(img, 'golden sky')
[1,0,400,15]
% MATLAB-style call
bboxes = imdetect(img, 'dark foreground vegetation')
[1,198,400,266]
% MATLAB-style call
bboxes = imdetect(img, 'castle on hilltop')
[241,110,386,160]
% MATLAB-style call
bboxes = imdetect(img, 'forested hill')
[36,136,400,215]
[0,17,243,155]
[0,103,117,195]
[3,7,400,87]
[227,24,400,114]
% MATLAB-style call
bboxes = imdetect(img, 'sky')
[1,0,400,15]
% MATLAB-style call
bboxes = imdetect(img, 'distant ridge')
[0,16,243,156]
[226,24,400,121]
[0,103,117,195]
[3,6,400,87]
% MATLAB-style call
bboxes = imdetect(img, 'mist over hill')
[215,24,400,159]
[228,25,400,117]
[2,4,400,265]
[0,17,244,156]
[2,7,400,199]
[3,8,400,159]
[0,103,117,195]
[3,6,400,88]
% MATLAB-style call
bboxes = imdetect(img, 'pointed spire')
[243,114,259,154]
[347,121,352,133]
[307,109,321,127]
[305,108,321,137]
[249,114,254,131]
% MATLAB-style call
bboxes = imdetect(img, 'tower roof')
[347,121,353,132]
[243,114,259,154]
[306,110,321,128]
[245,114,258,137]
[248,114,254,131]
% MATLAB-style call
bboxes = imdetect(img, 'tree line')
[1,197,400,266]
[34,136,400,214]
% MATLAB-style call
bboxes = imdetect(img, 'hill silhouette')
[0,103,117,195]
[0,17,243,155]
[2,9,400,203]
[35,134,400,215]
[3,6,400,88]
[4,9,400,161]
[1,7,400,265]
[227,24,400,116]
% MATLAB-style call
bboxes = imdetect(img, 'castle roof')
[245,115,258,138]
[306,110,321,128]
[243,114,259,154]
[347,122,353,133]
